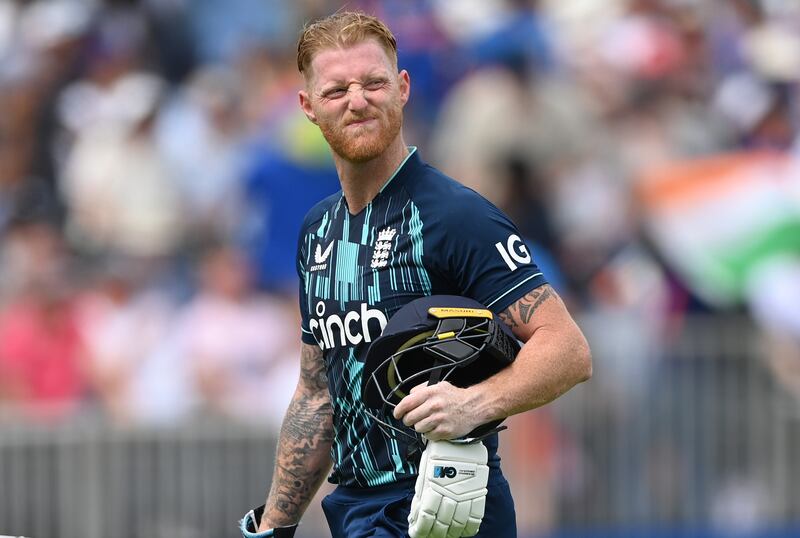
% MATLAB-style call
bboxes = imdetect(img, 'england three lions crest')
[371,227,396,269]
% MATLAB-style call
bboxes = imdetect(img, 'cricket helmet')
[361,295,520,451]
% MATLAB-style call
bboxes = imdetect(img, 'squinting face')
[300,40,410,163]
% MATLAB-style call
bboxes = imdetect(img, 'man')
[243,11,591,538]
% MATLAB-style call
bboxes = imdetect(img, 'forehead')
[307,40,395,86]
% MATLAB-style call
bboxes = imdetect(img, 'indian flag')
[637,151,800,307]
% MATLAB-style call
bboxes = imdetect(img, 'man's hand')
[393,382,484,441]
[408,439,489,538]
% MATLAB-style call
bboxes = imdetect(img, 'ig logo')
[495,234,531,271]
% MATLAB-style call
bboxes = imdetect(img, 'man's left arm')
[393,284,592,440]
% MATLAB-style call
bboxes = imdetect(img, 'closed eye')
[365,79,388,90]
[322,87,347,99]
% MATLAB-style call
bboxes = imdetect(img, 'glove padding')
[239,505,298,538]
[408,439,489,538]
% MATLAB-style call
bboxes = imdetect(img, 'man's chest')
[303,210,435,352]
[306,223,426,286]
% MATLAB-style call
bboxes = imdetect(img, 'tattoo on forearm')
[498,284,555,329]
[265,345,333,525]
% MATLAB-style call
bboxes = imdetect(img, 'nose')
[347,86,368,112]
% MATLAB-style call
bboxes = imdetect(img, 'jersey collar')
[340,147,421,216]
[378,146,419,194]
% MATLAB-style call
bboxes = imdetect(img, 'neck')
[334,136,409,215]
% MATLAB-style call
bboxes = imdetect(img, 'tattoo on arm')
[498,284,555,330]
[264,344,333,526]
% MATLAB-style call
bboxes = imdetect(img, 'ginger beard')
[316,95,404,163]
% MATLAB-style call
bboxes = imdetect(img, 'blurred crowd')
[1,0,800,533]
[0,0,799,439]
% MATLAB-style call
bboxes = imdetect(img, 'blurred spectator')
[467,0,555,73]
[156,65,248,242]
[59,71,184,257]
[713,72,797,150]
[241,136,340,291]
[54,7,186,258]
[736,0,800,83]
[186,0,297,64]
[0,220,85,421]
[0,282,85,421]
[430,58,599,208]
[60,76,184,258]
[1,0,95,231]
[76,258,191,425]
[175,244,300,428]
[0,215,68,301]
[140,0,197,84]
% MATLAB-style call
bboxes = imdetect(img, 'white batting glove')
[408,439,489,538]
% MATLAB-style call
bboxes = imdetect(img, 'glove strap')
[450,424,508,445]
[240,505,298,538]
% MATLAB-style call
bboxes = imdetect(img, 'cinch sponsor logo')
[310,301,387,350]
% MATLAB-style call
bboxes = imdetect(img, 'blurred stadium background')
[1,0,800,536]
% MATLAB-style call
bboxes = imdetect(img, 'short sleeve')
[297,219,317,345]
[437,191,547,313]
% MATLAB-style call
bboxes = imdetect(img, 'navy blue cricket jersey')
[296,147,547,488]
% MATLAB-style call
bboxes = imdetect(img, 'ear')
[398,69,410,106]
[299,89,317,124]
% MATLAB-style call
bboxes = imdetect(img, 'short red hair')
[297,11,398,76]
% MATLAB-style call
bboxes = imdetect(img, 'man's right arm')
[258,343,333,531]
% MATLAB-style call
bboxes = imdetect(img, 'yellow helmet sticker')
[428,307,493,319]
